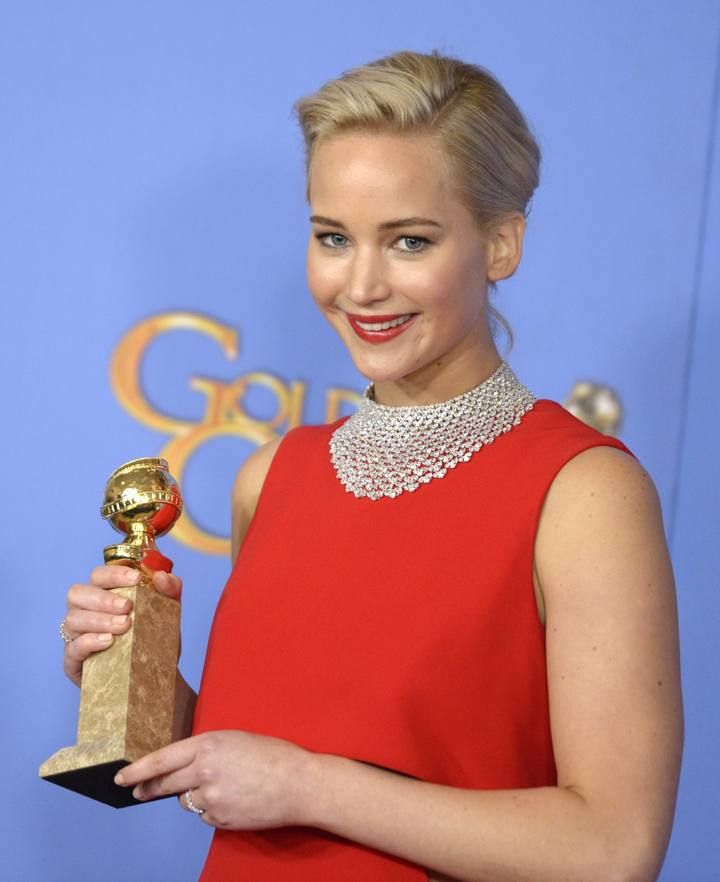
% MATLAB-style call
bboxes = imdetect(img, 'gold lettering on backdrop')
[110,311,362,556]
[325,387,364,424]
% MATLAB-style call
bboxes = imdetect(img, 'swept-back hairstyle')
[292,49,541,352]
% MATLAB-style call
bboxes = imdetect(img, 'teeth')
[356,314,413,331]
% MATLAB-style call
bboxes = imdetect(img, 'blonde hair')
[292,49,541,352]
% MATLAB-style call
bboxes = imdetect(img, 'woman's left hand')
[114,730,316,829]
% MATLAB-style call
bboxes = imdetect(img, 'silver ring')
[59,620,74,645]
[184,788,204,815]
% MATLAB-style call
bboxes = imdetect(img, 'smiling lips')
[346,312,417,344]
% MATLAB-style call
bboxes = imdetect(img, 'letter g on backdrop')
[110,311,362,556]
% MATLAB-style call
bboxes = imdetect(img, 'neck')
[370,343,504,407]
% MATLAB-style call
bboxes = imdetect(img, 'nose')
[345,245,391,307]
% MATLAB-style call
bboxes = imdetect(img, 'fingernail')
[114,772,125,785]
[98,633,113,643]
[112,615,128,626]
[132,787,142,800]
[125,569,140,584]
[113,597,128,610]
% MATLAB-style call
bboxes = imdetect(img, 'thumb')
[152,569,183,600]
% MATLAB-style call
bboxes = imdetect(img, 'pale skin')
[63,132,683,882]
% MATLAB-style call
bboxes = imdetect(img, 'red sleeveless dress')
[191,398,636,880]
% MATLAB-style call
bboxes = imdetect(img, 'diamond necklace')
[329,360,537,500]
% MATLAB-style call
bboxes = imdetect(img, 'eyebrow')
[310,215,442,231]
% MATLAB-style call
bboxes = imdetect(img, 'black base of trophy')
[41,760,173,808]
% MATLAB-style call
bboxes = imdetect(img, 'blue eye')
[398,236,428,253]
[315,233,349,248]
[314,233,430,253]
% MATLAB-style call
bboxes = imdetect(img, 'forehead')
[308,132,455,206]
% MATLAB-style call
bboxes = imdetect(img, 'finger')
[89,565,143,590]
[64,608,132,639]
[179,790,216,826]
[64,631,115,662]
[67,582,135,615]
[114,737,198,787]
[133,767,194,801]
[63,632,115,684]
[176,790,214,824]
[151,570,182,600]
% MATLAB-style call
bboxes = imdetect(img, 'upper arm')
[230,436,283,565]
[534,446,683,876]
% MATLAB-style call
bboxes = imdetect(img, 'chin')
[348,353,421,385]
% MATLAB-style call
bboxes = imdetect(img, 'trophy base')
[40,583,180,807]
[41,758,138,808]
[39,735,173,808]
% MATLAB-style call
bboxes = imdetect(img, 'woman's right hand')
[62,564,183,686]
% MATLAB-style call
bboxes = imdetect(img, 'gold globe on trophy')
[39,458,183,807]
[102,457,182,572]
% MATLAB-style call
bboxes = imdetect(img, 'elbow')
[592,827,669,882]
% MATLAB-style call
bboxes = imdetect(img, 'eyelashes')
[314,233,431,254]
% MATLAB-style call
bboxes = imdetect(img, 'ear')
[486,213,526,282]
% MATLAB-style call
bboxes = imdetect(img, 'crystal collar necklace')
[329,360,537,500]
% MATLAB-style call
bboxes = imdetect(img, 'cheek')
[411,262,466,311]
[306,258,330,308]
[306,253,343,308]
[412,262,485,330]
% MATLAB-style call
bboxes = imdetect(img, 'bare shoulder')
[231,436,283,510]
[230,436,283,563]
[546,443,659,507]
[532,446,664,622]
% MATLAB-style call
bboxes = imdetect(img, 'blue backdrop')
[2,2,719,879]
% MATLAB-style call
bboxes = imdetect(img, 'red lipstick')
[346,312,417,344]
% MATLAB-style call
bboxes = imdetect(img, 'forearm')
[304,754,652,882]
[172,671,197,741]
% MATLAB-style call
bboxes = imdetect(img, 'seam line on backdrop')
[667,14,720,549]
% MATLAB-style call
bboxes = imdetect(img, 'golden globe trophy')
[39,457,183,807]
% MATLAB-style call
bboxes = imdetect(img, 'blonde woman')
[62,50,683,882]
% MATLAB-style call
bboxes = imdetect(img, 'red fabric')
[192,398,636,880]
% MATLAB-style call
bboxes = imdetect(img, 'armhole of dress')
[230,427,304,568]
[529,435,639,631]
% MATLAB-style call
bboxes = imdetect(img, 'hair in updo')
[292,49,541,353]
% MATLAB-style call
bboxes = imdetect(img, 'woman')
[60,50,683,881]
